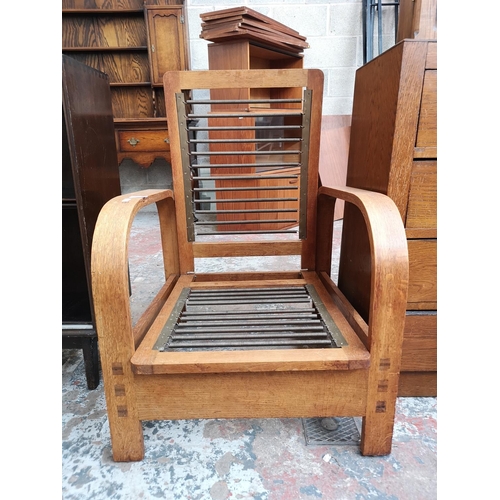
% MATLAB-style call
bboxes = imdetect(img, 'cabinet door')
[146,6,188,86]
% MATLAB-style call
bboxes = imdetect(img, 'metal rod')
[377,0,383,55]
[195,219,298,226]
[193,186,298,192]
[177,318,320,326]
[188,289,307,297]
[189,125,302,131]
[167,339,333,348]
[190,150,300,156]
[190,287,307,293]
[193,197,298,203]
[194,208,298,214]
[192,174,298,181]
[181,311,317,320]
[186,297,310,305]
[171,331,327,340]
[175,324,323,333]
[192,162,300,168]
[196,229,298,235]
[186,98,302,105]
[190,137,300,144]
[188,112,303,119]
[182,316,318,323]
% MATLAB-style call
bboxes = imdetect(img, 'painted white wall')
[185,0,397,115]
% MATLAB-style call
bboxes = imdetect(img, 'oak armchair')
[91,69,409,461]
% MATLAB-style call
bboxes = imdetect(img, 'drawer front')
[406,161,437,229]
[408,239,437,306]
[415,70,437,149]
[117,130,170,152]
[401,312,437,372]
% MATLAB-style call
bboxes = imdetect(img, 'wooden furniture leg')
[92,189,178,461]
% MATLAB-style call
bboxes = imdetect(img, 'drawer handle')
[164,138,169,144]
[127,137,140,147]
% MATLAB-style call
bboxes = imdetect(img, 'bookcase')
[62,0,190,168]
[206,40,305,231]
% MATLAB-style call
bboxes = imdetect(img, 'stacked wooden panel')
[200,7,309,55]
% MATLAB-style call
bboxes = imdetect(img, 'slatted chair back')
[164,69,324,274]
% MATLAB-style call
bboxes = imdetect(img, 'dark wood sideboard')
[62,55,122,389]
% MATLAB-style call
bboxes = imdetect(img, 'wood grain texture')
[319,185,409,455]
[337,40,437,396]
[318,115,351,220]
[407,239,436,305]
[397,0,437,42]
[135,370,368,420]
[163,68,324,273]
[146,6,188,85]
[398,372,437,397]
[416,71,437,149]
[406,161,436,229]
[401,313,437,371]
[93,69,412,460]
[91,189,177,461]
[193,240,302,258]
[62,1,189,169]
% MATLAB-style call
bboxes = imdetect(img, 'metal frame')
[362,0,400,63]
[174,90,313,241]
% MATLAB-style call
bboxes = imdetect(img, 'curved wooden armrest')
[91,189,178,354]
[318,185,409,351]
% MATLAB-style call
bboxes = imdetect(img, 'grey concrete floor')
[62,211,437,499]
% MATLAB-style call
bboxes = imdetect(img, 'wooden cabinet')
[337,39,437,396]
[62,55,122,389]
[62,0,189,168]
[207,40,305,231]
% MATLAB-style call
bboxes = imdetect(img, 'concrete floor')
[62,211,437,500]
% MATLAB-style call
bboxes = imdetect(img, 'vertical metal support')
[299,89,312,240]
[377,0,383,56]
[363,0,400,64]
[175,92,196,242]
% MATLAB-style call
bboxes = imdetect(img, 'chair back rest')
[164,69,324,273]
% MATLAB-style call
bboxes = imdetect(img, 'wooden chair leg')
[81,337,100,390]
[104,370,144,462]
[360,368,400,456]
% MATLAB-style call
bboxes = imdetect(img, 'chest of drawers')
[338,39,437,396]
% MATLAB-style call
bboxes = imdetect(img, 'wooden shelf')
[62,1,189,167]
[62,46,148,52]
[109,82,151,87]
[62,9,143,14]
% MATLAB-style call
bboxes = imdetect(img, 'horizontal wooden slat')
[135,370,369,420]
[408,239,437,305]
[398,372,437,397]
[406,228,437,239]
[406,161,436,230]
[414,147,437,159]
[192,272,303,282]
[193,240,302,258]
[401,313,437,371]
